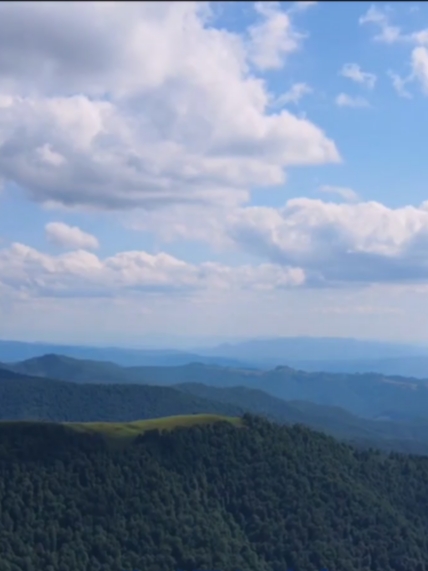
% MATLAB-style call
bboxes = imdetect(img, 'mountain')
[9,354,428,421]
[198,336,428,365]
[5,366,428,455]
[178,382,428,455]
[285,355,428,379]
[2,415,428,570]
[0,339,251,368]
[0,367,244,422]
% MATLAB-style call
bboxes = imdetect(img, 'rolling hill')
[4,366,428,454]
[8,354,428,421]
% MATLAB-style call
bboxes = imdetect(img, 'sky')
[1,0,428,347]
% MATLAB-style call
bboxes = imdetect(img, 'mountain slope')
[4,367,428,454]
[9,354,428,421]
[0,368,244,422]
[177,382,428,454]
[1,415,428,570]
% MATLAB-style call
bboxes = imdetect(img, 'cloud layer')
[0,1,339,212]
[0,242,305,299]
[133,199,428,286]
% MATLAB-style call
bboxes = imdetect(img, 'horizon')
[1,334,428,353]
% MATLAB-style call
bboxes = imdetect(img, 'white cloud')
[359,6,428,96]
[318,185,359,203]
[359,5,402,44]
[335,93,370,108]
[126,198,428,287]
[289,2,318,13]
[274,82,312,106]
[224,199,428,285]
[45,222,99,251]
[0,242,305,299]
[0,2,339,212]
[340,63,377,89]
[388,71,413,98]
[411,46,428,94]
[247,2,304,70]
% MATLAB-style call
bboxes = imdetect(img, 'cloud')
[411,46,428,94]
[224,199,428,285]
[126,198,428,287]
[247,2,304,70]
[289,2,318,13]
[318,185,359,203]
[45,222,99,250]
[340,63,377,89]
[359,5,402,44]
[335,93,370,108]
[0,242,305,299]
[388,71,413,98]
[0,2,339,212]
[359,5,428,96]
[274,82,312,106]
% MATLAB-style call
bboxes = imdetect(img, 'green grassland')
[66,413,242,439]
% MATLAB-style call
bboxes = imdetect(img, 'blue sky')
[1,1,428,347]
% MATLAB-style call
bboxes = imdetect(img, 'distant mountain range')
[4,353,428,422]
[3,337,428,377]
[3,365,428,455]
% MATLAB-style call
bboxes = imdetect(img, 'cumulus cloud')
[127,198,428,287]
[45,222,99,250]
[0,2,339,212]
[274,83,312,106]
[224,199,428,285]
[359,5,402,44]
[335,93,370,108]
[318,185,359,203]
[340,63,377,89]
[0,242,305,299]
[247,2,304,70]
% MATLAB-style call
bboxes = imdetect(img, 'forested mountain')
[8,354,428,421]
[3,367,428,454]
[1,415,428,571]
[0,368,243,422]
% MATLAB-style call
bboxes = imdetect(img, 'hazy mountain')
[197,336,428,365]
[285,355,428,379]
[0,339,251,368]
[9,354,428,421]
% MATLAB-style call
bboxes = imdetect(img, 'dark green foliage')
[0,370,243,422]
[1,416,428,571]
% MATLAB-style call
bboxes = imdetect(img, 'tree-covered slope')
[4,368,428,455]
[0,415,428,571]
[8,354,428,420]
[0,369,244,422]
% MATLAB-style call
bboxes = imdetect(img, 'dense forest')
[1,414,428,571]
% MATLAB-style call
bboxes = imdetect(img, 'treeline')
[0,415,428,571]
